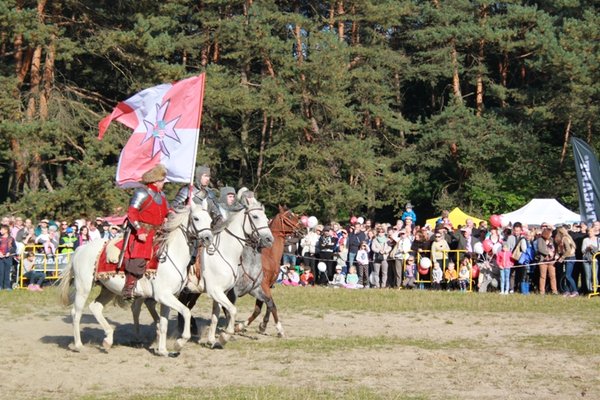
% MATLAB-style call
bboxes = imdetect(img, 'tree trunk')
[559,116,572,167]
[587,119,592,143]
[40,32,56,120]
[328,1,335,32]
[450,39,462,103]
[475,5,487,117]
[256,111,268,182]
[239,67,251,187]
[294,20,304,64]
[26,0,47,192]
[26,45,43,119]
[499,52,508,107]
[337,1,345,41]
[350,4,358,45]
[212,40,219,63]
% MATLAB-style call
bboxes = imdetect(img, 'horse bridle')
[272,210,303,237]
[225,204,270,248]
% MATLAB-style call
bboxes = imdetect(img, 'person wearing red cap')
[121,164,170,300]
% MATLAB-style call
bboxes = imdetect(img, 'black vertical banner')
[571,137,600,224]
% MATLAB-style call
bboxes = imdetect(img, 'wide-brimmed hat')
[141,164,167,184]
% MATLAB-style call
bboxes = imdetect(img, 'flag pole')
[188,73,206,204]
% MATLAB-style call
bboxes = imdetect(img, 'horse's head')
[189,198,213,246]
[237,188,274,248]
[271,205,303,237]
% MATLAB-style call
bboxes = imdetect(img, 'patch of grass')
[80,386,428,400]
[519,334,600,356]
[0,285,74,318]
[227,334,472,354]
[260,286,600,316]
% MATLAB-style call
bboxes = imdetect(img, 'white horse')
[199,189,273,348]
[59,200,212,356]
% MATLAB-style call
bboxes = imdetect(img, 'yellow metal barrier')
[396,249,471,291]
[588,251,600,299]
[17,244,73,289]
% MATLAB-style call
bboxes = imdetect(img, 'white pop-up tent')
[502,199,581,226]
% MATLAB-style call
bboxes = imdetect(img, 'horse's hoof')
[211,341,223,350]
[174,338,187,351]
[235,322,246,333]
[102,339,112,350]
[168,352,180,358]
[154,349,170,357]
[70,343,84,352]
[258,323,267,334]
[277,331,286,338]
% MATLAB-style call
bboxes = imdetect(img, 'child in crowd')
[344,266,363,289]
[431,262,443,290]
[281,264,300,286]
[496,242,514,294]
[402,257,417,289]
[444,262,458,290]
[299,265,314,286]
[355,241,370,288]
[458,258,470,292]
[35,226,57,257]
[22,251,45,291]
[330,265,346,288]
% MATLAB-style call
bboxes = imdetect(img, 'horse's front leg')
[88,286,117,350]
[155,303,171,357]
[207,300,221,348]
[155,293,191,353]
[266,298,285,338]
[208,292,236,349]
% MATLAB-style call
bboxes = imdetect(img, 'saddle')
[95,239,159,280]
[105,238,122,264]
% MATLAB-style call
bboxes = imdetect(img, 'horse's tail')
[58,254,74,306]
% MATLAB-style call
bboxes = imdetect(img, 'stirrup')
[206,244,216,255]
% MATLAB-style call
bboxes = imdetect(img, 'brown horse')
[231,205,302,337]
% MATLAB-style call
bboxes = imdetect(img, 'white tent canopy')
[502,199,581,226]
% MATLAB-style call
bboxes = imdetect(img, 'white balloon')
[500,215,509,228]
[492,242,502,255]
[419,257,432,269]
[317,262,327,272]
[357,217,365,224]
[307,216,318,229]
[474,242,484,255]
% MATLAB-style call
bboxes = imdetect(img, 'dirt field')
[1,289,599,399]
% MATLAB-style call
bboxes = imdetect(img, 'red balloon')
[489,214,502,228]
[482,239,493,253]
[300,215,308,227]
[350,216,358,225]
[418,267,429,276]
[471,264,480,279]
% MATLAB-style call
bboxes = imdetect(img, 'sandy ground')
[1,296,599,399]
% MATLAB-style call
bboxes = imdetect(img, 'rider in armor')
[121,164,169,300]
[218,186,245,219]
[172,165,224,229]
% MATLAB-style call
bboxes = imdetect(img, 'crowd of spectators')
[0,214,122,291]
[288,204,600,297]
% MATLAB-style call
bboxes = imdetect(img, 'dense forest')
[0,0,598,223]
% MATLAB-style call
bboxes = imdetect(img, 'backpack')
[511,237,524,261]
[518,240,536,265]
